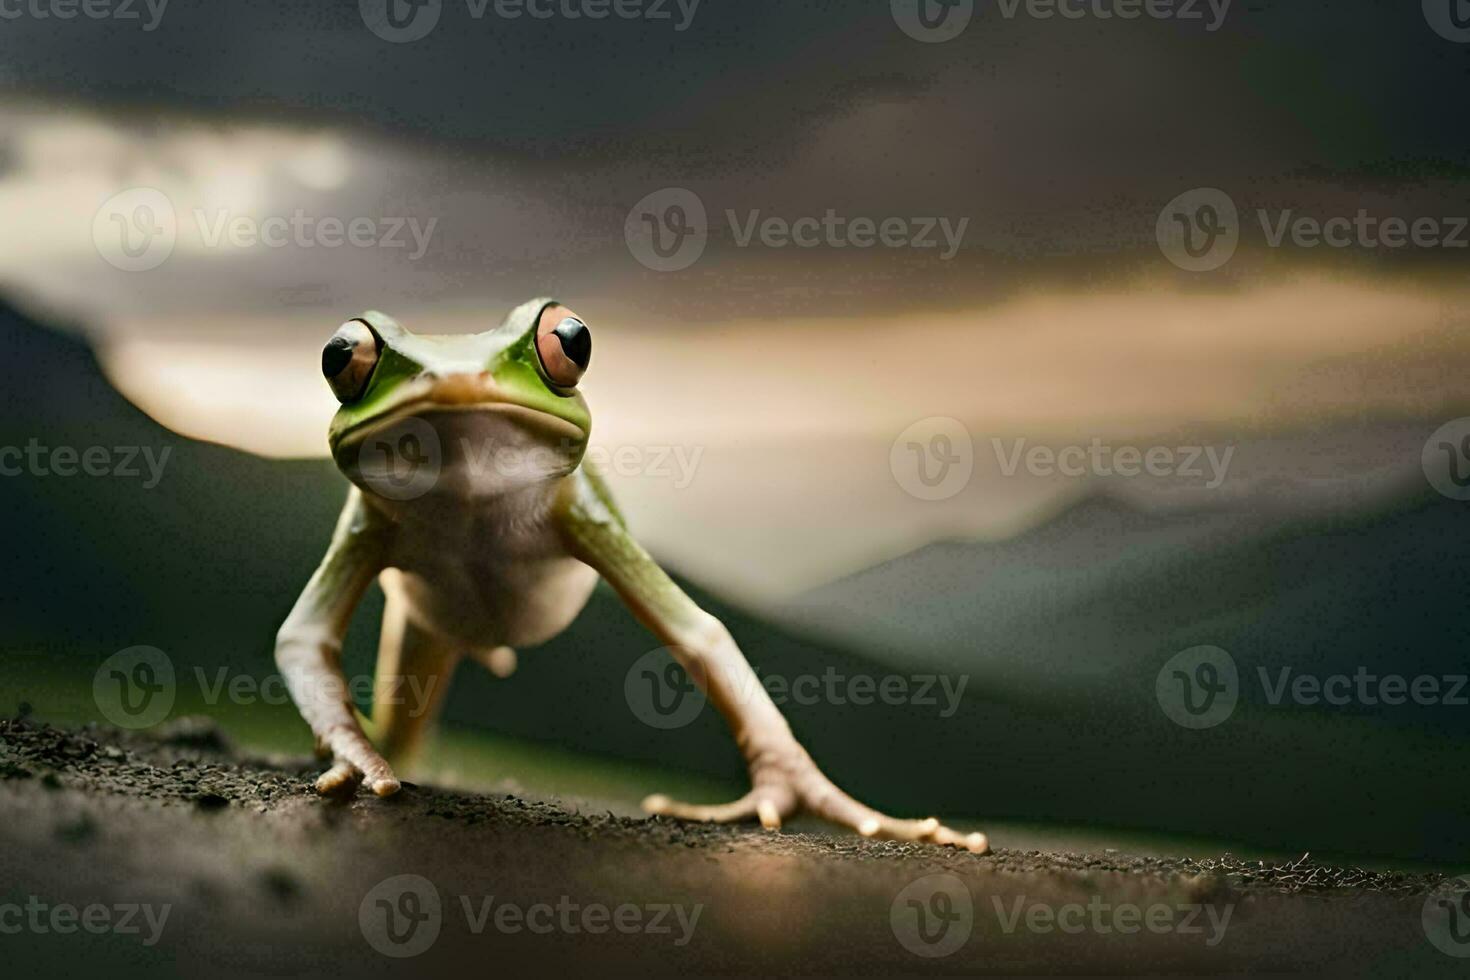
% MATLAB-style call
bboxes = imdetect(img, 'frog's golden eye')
[535,304,591,390]
[322,319,379,403]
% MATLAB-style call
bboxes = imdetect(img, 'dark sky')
[3,1,1465,169]
[1,0,1467,322]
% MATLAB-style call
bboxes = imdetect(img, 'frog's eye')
[322,319,379,403]
[535,304,591,390]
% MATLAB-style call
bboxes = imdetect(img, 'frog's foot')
[640,744,988,854]
[315,759,362,796]
[313,725,401,798]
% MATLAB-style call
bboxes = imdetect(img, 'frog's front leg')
[555,476,989,854]
[275,488,401,797]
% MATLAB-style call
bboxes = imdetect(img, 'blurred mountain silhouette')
[4,297,1470,862]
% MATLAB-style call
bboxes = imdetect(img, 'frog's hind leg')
[369,570,463,769]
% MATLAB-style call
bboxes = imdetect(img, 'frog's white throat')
[337,403,584,516]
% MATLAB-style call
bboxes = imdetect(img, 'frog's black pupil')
[322,336,354,378]
[553,317,591,370]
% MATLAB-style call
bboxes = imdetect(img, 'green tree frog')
[274,298,987,853]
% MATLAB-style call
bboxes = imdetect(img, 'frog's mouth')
[331,376,589,502]
[331,373,586,454]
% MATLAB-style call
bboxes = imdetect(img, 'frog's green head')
[322,298,592,504]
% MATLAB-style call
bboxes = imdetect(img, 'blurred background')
[2,0,1469,863]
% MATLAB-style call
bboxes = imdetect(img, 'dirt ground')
[0,717,1465,977]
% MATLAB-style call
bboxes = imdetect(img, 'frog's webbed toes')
[855,813,990,854]
[642,782,986,852]
[641,745,990,853]
[641,788,795,828]
[800,779,989,853]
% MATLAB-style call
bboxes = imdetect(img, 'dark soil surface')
[1,718,1465,976]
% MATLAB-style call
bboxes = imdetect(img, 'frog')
[273,297,988,853]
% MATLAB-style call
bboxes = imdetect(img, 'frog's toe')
[315,759,362,796]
